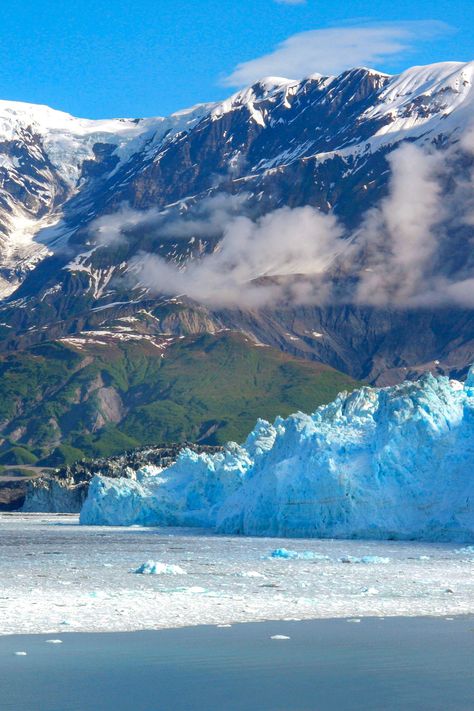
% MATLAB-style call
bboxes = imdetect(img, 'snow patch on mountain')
[0,60,474,302]
[0,99,214,187]
[365,61,474,147]
[80,368,474,541]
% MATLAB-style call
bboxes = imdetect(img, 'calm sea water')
[1,617,473,711]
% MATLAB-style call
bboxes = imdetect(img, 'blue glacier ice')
[269,548,330,560]
[134,561,187,575]
[80,368,474,541]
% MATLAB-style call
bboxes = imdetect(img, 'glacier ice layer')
[80,369,474,541]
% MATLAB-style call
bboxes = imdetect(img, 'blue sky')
[0,0,471,118]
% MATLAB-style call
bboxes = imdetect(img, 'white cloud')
[354,136,474,309]
[130,204,345,308]
[93,132,474,312]
[222,21,450,86]
[355,143,444,306]
[89,193,250,247]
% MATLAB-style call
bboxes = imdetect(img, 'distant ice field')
[2,513,474,635]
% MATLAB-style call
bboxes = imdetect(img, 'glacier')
[80,368,474,541]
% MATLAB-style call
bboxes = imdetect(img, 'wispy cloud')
[127,202,344,308]
[355,143,445,305]
[92,133,474,311]
[222,21,451,86]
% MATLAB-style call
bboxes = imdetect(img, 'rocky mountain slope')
[0,331,359,463]
[0,61,472,461]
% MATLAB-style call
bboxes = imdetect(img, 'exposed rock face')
[0,478,28,510]
[0,63,471,384]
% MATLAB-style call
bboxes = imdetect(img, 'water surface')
[2,617,474,711]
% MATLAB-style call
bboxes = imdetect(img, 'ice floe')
[134,561,187,576]
[2,514,474,635]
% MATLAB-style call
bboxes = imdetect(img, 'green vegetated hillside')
[0,332,361,465]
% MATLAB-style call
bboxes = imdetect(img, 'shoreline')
[1,612,473,639]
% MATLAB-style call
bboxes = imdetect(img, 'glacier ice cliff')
[80,368,474,541]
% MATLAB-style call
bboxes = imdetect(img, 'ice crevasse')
[80,368,474,541]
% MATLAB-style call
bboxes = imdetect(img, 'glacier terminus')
[80,367,474,542]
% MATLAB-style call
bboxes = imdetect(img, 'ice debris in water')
[134,561,187,576]
[239,570,265,578]
[271,635,291,640]
[269,548,329,560]
[14,652,27,656]
[455,546,474,556]
[339,555,390,564]
[81,368,474,542]
[45,639,63,644]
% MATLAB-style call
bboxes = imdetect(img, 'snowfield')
[81,367,474,542]
[1,513,474,636]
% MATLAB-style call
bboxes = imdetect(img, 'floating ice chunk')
[361,555,390,564]
[455,546,474,557]
[46,639,63,644]
[134,561,187,576]
[239,570,265,578]
[270,548,299,559]
[346,618,361,623]
[217,624,232,628]
[271,635,291,640]
[269,548,329,560]
[14,651,27,656]
[340,555,390,564]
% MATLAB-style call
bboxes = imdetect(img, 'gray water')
[1,617,474,711]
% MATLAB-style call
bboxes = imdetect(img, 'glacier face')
[80,368,474,541]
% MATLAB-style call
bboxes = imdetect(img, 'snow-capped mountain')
[0,99,210,295]
[0,60,473,384]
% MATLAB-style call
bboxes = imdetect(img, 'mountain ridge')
[0,59,471,391]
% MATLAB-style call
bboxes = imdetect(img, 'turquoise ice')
[81,368,474,541]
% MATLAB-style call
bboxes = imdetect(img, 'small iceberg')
[134,561,187,576]
[176,586,206,594]
[269,548,329,560]
[339,555,390,564]
[239,570,265,578]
